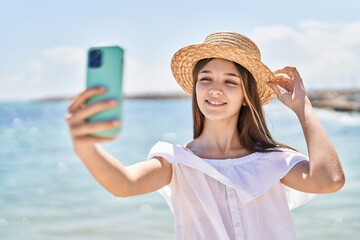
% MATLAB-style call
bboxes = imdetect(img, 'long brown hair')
[192,58,286,152]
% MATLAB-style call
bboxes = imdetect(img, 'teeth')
[207,100,225,105]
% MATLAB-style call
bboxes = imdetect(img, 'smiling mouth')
[206,100,226,106]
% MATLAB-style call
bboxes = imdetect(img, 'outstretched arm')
[75,146,172,197]
[268,67,345,193]
[66,87,172,197]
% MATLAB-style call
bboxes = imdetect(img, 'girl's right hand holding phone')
[66,87,120,154]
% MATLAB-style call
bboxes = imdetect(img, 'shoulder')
[148,141,190,163]
[183,140,197,153]
[248,147,309,176]
[148,141,174,160]
[261,147,308,161]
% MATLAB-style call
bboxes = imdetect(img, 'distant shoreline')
[307,90,360,112]
[31,93,190,102]
[17,89,360,112]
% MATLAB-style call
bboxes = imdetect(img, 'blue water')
[0,99,359,239]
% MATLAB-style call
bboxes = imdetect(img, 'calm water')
[0,99,359,239]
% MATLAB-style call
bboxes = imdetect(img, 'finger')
[75,135,118,145]
[279,66,302,80]
[273,73,291,80]
[280,66,296,74]
[272,74,291,86]
[273,67,291,75]
[268,82,293,103]
[65,113,84,126]
[273,66,297,76]
[270,76,294,94]
[68,87,107,113]
[267,82,282,97]
[282,66,295,70]
[67,99,118,125]
[282,68,303,92]
[67,87,107,113]
[70,120,121,137]
[290,67,301,80]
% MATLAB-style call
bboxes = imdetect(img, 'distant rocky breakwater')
[35,90,360,112]
[307,90,360,112]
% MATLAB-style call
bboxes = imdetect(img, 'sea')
[0,98,359,240]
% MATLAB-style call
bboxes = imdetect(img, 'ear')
[242,102,247,106]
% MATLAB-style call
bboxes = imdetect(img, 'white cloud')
[123,57,181,95]
[251,21,360,89]
[1,21,359,100]
[0,45,182,100]
[0,46,86,100]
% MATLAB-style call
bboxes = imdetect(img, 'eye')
[225,80,238,85]
[199,77,212,82]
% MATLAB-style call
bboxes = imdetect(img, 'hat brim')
[171,44,274,105]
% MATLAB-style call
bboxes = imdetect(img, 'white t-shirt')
[147,141,315,240]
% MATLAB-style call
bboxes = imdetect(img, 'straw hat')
[171,32,274,105]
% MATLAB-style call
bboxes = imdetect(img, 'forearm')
[295,97,345,191]
[75,145,132,197]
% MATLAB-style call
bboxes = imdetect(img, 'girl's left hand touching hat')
[268,66,309,112]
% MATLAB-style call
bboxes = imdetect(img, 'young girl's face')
[195,58,245,122]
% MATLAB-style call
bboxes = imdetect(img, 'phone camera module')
[89,49,102,68]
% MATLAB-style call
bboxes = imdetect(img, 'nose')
[209,84,223,97]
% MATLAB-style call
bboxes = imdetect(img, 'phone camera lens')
[89,49,102,68]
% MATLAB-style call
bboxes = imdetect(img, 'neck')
[190,117,248,158]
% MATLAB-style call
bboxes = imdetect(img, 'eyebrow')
[199,70,240,78]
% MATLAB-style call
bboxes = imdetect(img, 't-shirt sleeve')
[228,148,315,209]
[282,183,315,210]
[268,149,316,210]
[147,141,175,163]
[147,141,174,212]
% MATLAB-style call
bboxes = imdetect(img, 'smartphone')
[86,46,124,137]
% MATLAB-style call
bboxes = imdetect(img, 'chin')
[203,112,238,122]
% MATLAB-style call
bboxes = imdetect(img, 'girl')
[66,32,345,239]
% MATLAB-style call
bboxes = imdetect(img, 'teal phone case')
[86,46,124,137]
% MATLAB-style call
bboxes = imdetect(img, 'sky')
[0,0,359,101]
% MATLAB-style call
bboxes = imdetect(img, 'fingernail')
[97,87,106,91]
[108,100,117,105]
[112,120,120,125]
